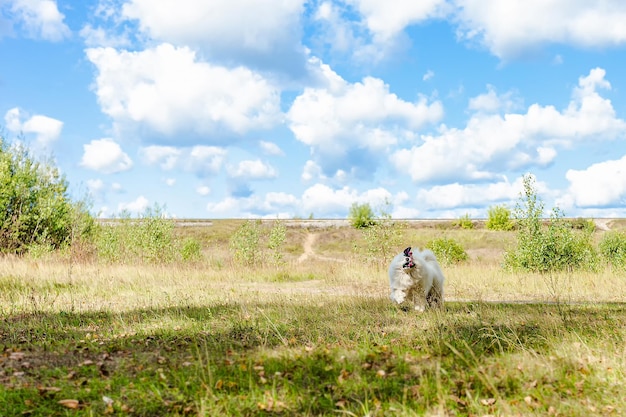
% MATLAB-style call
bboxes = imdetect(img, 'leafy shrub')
[503,175,597,272]
[181,238,202,262]
[0,137,93,253]
[455,213,474,229]
[95,206,177,264]
[362,219,405,267]
[598,231,626,269]
[356,201,405,266]
[230,220,261,266]
[348,203,376,229]
[267,220,287,265]
[486,205,514,231]
[567,217,596,232]
[426,237,468,265]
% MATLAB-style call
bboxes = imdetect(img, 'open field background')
[1,219,625,416]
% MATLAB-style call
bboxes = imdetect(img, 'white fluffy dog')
[388,246,445,312]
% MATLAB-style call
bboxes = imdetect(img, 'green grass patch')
[1,299,624,416]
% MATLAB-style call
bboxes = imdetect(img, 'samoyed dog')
[388,246,445,312]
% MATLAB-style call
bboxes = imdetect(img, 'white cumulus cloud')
[416,178,523,210]
[288,64,442,179]
[346,0,448,42]
[391,68,626,184]
[80,138,133,174]
[86,43,282,140]
[141,145,227,177]
[564,156,626,208]
[228,159,277,180]
[119,0,307,75]
[259,140,285,156]
[454,0,626,59]
[196,185,210,196]
[4,107,63,146]
[300,183,393,218]
[118,195,150,214]
[289,73,442,149]
[5,0,70,41]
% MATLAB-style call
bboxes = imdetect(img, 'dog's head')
[402,246,415,269]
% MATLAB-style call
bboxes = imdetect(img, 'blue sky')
[2,0,626,219]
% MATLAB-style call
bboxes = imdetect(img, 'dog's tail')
[420,249,438,263]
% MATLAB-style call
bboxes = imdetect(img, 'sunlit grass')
[1,223,625,416]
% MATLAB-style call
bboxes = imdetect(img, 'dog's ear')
[403,247,412,256]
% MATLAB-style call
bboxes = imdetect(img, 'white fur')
[388,247,445,312]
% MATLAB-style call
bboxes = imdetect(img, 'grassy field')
[0,220,625,416]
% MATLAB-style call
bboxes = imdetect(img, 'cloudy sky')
[2,0,626,219]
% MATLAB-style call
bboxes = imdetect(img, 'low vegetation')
[599,230,626,269]
[504,175,598,273]
[425,237,469,265]
[0,138,93,254]
[348,202,377,229]
[0,255,624,416]
[486,204,514,231]
[454,213,474,230]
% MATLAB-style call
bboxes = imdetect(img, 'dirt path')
[297,232,346,264]
[297,233,316,263]
[594,219,611,231]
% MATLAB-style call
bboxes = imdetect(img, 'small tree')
[348,202,376,229]
[361,202,404,266]
[486,205,514,231]
[267,219,287,265]
[230,220,261,266]
[0,136,92,253]
[504,175,597,272]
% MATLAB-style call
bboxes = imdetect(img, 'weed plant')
[598,230,626,269]
[425,237,468,265]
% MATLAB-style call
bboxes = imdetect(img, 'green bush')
[230,220,261,266]
[598,231,626,269]
[94,206,177,264]
[362,219,405,267]
[267,219,287,265]
[348,203,376,229]
[0,137,93,253]
[503,175,597,272]
[486,205,514,231]
[567,217,596,232]
[455,213,474,229]
[425,237,468,265]
[181,238,202,262]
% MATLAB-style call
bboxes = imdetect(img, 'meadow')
[0,219,625,416]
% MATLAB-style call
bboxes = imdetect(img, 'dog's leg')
[390,288,407,305]
[427,286,444,309]
[413,285,427,312]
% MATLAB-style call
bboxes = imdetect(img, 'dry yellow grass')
[1,233,623,317]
